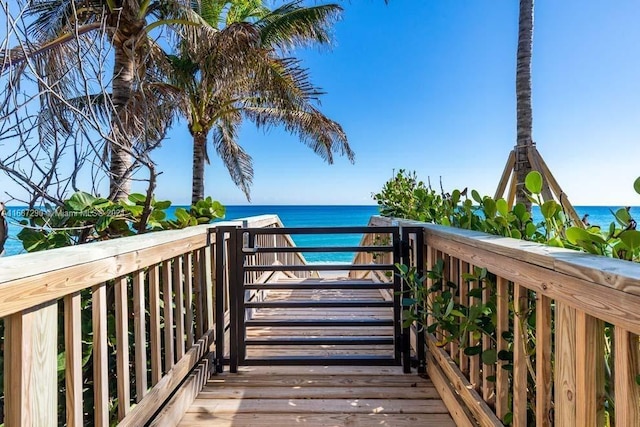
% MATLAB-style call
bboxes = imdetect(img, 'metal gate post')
[236,227,247,364]
[215,227,226,372]
[400,226,411,373]
[228,227,240,373]
[392,226,402,366]
[415,229,426,374]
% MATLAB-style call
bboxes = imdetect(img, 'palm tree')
[15,0,202,200]
[170,1,353,203]
[514,0,534,209]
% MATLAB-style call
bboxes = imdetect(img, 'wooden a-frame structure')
[494,144,584,228]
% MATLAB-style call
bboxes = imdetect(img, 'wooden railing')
[367,216,640,427]
[0,214,302,426]
[350,216,396,282]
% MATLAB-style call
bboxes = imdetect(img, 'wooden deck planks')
[178,366,454,427]
[175,277,455,427]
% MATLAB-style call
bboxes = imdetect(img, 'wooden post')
[494,150,516,200]
[115,276,131,419]
[204,245,215,331]
[133,270,148,401]
[555,302,577,427]
[536,294,553,427]
[92,283,109,427]
[614,328,640,426]
[149,265,162,384]
[513,284,528,426]
[65,293,84,427]
[495,277,509,421]
[575,312,605,426]
[174,255,186,359]
[4,301,58,426]
[162,260,175,372]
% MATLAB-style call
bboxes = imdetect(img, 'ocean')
[2,205,637,263]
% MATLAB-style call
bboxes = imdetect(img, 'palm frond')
[244,104,352,165]
[211,111,254,200]
[255,1,342,50]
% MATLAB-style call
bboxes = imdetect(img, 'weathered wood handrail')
[0,214,302,426]
[367,215,640,426]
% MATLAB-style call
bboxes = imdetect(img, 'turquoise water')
[2,205,637,262]
[2,205,380,263]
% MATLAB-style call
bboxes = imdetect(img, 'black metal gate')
[215,225,424,374]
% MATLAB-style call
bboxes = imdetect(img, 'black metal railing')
[215,224,425,374]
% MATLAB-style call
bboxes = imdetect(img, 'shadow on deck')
[175,274,455,427]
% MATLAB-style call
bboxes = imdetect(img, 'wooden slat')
[133,270,148,401]
[149,264,162,384]
[575,311,605,426]
[115,276,131,419]
[174,255,186,359]
[204,245,215,330]
[507,171,517,208]
[187,398,447,413]
[185,252,194,348]
[426,356,475,427]
[65,293,83,427]
[212,374,436,386]
[482,273,494,404]
[162,260,175,371]
[149,358,211,427]
[118,329,215,427]
[426,246,435,328]
[459,261,470,375]
[427,336,503,426]
[555,302,576,427]
[468,264,480,391]
[614,328,640,427]
[92,283,109,427]
[535,293,553,427]
[194,249,204,339]
[495,276,509,421]
[198,385,440,399]
[494,149,515,200]
[179,413,457,427]
[449,257,459,360]
[4,301,58,426]
[513,283,528,427]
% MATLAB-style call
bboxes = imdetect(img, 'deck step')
[245,319,394,327]
[245,336,394,346]
[244,245,393,253]
[244,300,393,308]
[242,355,398,365]
[244,281,393,290]
[243,264,395,271]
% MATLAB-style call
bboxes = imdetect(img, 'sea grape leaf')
[525,171,543,194]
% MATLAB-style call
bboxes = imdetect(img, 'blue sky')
[4,1,640,206]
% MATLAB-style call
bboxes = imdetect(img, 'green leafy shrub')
[17,192,225,252]
[383,170,640,425]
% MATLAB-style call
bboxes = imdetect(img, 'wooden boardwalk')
[177,276,455,426]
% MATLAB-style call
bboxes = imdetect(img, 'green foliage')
[17,192,226,252]
[375,171,640,262]
[382,171,640,426]
[373,170,456,223]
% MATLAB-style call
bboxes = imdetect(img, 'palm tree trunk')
[514,0,534,210]
[109,38,135,201]
[192,132,207,205]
